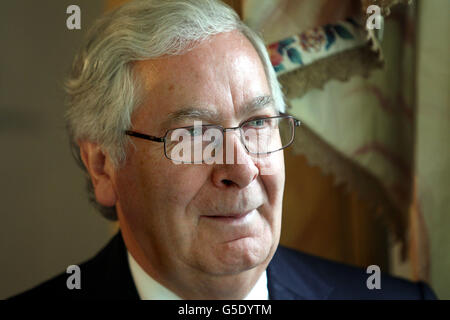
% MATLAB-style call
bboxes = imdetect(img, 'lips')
[200,209,260,242]
[201,209,256,222]
[206,211,250,218]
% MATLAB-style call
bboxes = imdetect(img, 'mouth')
[202,209,255,223]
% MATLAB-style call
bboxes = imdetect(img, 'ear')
[78,141,117,207]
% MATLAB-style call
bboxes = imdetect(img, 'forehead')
[132,31,272,131]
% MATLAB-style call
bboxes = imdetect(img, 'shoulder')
[268,245,437,300]
[9,256,99,300]
[9,232,139,300]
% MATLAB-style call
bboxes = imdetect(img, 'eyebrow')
[161,95,276,130]
[240,95,275,118]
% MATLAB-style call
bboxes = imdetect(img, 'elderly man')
[13,0,436,300]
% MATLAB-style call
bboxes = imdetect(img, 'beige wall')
[0,0,112,299]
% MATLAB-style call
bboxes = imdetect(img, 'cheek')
[126,153,210,217]
[162,165,211,207]
[256,151,285,202]
[115,152,211,249]
[256,152,285,232]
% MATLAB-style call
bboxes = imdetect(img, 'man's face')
[114,31,285,278]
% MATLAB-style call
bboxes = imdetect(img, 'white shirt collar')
[127,251,269,300]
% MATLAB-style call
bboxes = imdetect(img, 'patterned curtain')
[244,0,434,283]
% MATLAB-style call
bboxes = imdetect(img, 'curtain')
[244,0,436,284]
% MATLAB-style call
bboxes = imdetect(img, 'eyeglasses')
[125,114,301,164]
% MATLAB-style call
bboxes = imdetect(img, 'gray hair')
[65,0,285,220]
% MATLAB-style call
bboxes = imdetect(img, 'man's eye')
[187,127,203,136]
[247,119,267,127]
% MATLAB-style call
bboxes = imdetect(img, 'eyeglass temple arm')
[125,130,164,143]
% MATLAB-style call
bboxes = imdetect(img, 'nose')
[211,130,259,189]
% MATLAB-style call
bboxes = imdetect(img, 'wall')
[0,0,112,299]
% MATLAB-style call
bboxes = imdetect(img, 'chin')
[201,236,274,276]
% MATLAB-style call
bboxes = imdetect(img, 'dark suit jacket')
[11,232,437,300]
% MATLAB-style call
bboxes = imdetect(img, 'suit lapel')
[266,246,334,300]
[100,232,140,299]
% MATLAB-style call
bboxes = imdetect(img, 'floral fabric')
[267,18,368,75]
